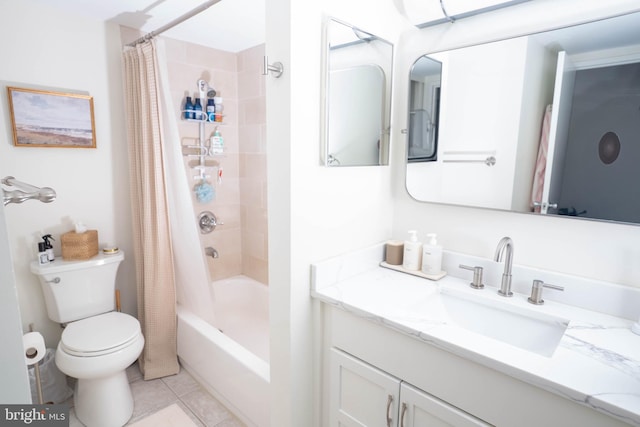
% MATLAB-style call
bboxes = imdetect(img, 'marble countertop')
[311,244,640,426]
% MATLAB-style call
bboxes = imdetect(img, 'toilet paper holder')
[25,325,46,404]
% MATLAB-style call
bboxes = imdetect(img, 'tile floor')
[65,363,246,427]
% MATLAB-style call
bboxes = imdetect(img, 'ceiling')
[30,0,265,52]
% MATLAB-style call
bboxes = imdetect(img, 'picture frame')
[7,87,96,148]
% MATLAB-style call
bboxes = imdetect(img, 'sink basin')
[422,289,569,357]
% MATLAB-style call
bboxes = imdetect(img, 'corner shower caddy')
[180,79,224,182]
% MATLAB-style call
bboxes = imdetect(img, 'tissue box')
[61,230,98,260]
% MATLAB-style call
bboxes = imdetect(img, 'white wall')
[392,0,640,287]
[266,0,407,425]
[0,0,134,349]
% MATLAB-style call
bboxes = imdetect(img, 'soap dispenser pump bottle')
[402,230,422,271]
[421,233,443,275]
[210,128,224,155]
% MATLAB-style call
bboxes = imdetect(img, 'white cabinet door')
[330,349,400,427]
[329,348,493,427]
[399,382,492,427]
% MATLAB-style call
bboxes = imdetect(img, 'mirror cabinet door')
[323,18,394,167]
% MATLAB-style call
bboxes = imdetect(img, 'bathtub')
[177,276,270,426]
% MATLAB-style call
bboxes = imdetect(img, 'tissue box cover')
[61,230,98,260]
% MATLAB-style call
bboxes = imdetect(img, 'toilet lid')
[61,312,141,355]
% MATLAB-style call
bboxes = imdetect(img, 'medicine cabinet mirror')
[405,11,640,224]
[323,18,393,167]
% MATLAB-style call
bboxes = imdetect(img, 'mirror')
[323,18,393,166]
[406,12,640,224]
[408,56,442,162]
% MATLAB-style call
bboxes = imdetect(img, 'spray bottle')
[42,234,55,262]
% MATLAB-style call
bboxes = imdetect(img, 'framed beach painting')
[7,87,96,148]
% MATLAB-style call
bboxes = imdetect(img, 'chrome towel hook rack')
[262,56,284,78]
[2,176,57,206]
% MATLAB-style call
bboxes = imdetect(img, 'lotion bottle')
[421,233,443,275]
[210,128,224,154]
[402,230,422,271]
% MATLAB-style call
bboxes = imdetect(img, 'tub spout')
[205,247,219,259]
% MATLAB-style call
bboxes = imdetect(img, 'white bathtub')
[177,276,270,426]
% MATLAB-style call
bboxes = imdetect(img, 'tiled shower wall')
[238,46,268,284]
[164,37,268,285]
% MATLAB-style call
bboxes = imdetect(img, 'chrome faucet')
[494,237,514,297]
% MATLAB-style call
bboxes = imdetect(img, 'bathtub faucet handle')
[199,211,222,234]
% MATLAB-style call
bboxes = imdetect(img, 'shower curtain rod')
[127,0,222,47]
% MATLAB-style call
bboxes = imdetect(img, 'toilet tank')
[30,251,125,323]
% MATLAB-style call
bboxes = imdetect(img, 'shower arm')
[2,176,57,206]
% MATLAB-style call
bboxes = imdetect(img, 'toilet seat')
[60,311,141,357]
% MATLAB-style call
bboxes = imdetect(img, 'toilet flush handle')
[47,277,60,284]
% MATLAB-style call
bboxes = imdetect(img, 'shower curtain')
[123,39,216,379]
[123,40,180,380]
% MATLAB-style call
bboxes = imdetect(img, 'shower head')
[197,79,217,99]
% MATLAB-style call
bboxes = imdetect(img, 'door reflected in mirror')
[323,18,393,167]
[405,11,640,225]
[408,56,442,162]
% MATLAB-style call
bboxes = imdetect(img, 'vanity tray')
[380,261,447,281]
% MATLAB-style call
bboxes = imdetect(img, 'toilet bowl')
[55,312,144,427]
[30,251,144,427]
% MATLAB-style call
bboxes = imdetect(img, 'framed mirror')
[405,11,640,224]
[323,18,393,167]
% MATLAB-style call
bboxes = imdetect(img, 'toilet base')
[74,370,134,427]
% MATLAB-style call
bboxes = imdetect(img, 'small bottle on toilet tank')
[38,242,49,265]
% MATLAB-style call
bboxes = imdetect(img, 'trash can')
[28,348,73,404]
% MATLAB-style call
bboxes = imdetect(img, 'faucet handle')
[528,279,564,305]
[459,264,485,289]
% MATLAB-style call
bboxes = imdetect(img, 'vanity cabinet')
[330,348,491,427]
[321,305,631,427]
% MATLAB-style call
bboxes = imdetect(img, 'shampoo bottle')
[402,230,422,271]
[194,98,203,120]
[206,98,215,122]
[184,96,194,119]
[421,233,443,275]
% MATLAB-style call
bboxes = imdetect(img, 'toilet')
[30,251,144,427]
